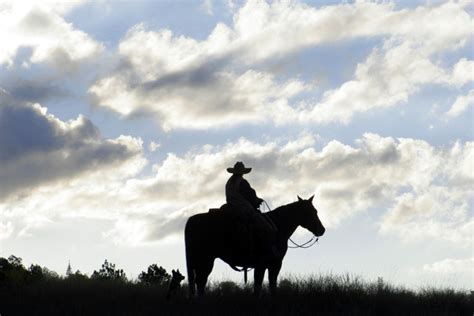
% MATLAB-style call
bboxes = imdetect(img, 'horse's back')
[185,209,255,268]
[185,211,230,245]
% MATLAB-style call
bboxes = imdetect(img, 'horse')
[184,195,325,297]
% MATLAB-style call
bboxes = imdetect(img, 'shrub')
[138,263,170,285]
[91,259,127,282]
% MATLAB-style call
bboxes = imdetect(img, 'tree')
[67,270,88,281]
[7,255,23,268]
[28,264,43,281]
[42,267,60,279]
[0,255,28,284]
[91,259,127,282]
[138,264,170,285]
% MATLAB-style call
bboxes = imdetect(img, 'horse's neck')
[268,203,299,240]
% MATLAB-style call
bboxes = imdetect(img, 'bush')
[0,255,29,284]
[138,264,170,285]
[91,259,127,282]
[0,255,471,315]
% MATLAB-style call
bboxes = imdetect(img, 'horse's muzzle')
[316,227,325,237]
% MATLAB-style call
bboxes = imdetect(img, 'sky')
[0,0,472,290]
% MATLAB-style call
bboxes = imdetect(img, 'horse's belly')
[219,254,256,269]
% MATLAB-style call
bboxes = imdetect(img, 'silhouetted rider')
[225,161,277,261]
[226,161,263,213]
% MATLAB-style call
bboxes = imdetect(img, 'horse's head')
[296,195,325,237]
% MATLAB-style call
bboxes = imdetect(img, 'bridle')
[262,200,319,249]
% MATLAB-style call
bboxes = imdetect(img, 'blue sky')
[0,0,472,289]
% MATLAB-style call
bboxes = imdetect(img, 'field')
[1,267,471,315]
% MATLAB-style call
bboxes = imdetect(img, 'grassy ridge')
[1,274,471,315]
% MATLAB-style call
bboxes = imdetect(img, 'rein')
[288,235,319,248]
[262,200,319,249]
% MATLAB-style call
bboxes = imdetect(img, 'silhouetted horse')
[185,195,325,297]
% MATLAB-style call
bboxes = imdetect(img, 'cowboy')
[225,161,277,261]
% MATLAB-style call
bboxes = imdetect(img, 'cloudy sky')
[0,0,472,289]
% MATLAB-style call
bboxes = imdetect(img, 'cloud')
[90,64,308,130]
[0,1,102,67]
[302,41,464,124]
[1,0,90,16]
[148,141,161,152]
[422,257,474,275]
[0,91,146,200]
[446,89,474,117]
[407,257,474,289]
[1,76,71,102]
[89,1,472,130]
[0,2,117,105]
[1,128,471,245]
[0,221,14,240]
[448,58,474,88]
[201,0,213,16]
[379,140,473,245]
[108,133,472,245]
[380,187,473,245]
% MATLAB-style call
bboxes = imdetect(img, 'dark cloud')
[139,54,232,91]
[4,77,70,102]
[0,94,142,200]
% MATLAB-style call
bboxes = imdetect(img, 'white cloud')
[89,1,473,130]
[422,257,474,275]
[303,40,447,123]
[148,141,161,152]
[380,140,473,245]
[0,1,102,67]
[1,0,89,15]
[201,0,213,16]
[0,221,14,240]
[380,188,472,245]
[90,66,309,130]
[446,89,474,117]
[304,49,474,124]
[1,131,471,246]
[408,257,474,289]
[448,58,474,88]
[108,133,472,245]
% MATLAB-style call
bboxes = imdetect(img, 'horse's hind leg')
[196,259,214,297]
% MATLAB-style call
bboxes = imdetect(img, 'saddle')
[208,204,232,213]
[209,204,256,255]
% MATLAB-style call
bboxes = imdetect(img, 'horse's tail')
[184,218,195,297]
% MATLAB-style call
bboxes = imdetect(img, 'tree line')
[0,255,171,285]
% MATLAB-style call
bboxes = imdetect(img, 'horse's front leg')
[268,260,282,297]
[253,266,265,297]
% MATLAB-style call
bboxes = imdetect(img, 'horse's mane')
[269,200,300,215]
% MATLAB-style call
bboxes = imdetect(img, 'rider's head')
[227,161,251,176]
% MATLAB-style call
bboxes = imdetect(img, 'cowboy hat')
[227,161,251,174]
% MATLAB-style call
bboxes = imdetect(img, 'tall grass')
[1,273,471,315]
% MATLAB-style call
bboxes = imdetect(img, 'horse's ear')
[309,195,314,202]
[297,195,303,201]
[172,269,175,273]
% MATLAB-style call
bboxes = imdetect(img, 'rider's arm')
[240,179,262,209]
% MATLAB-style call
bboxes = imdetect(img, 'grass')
[0,273,471,315]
